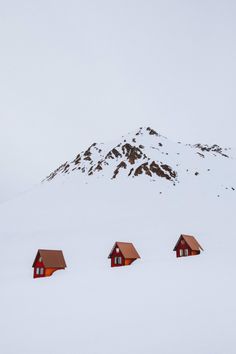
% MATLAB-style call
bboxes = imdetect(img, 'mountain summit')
[44,127,234,195]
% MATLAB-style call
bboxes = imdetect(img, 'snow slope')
[0,128,236,354]
[44,127,235,190]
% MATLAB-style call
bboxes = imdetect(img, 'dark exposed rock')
[121,144,144,164]
[128,168,134,176]
[112,148,122,158]
[73,153,81,165]
[197,152,205,158]
[105,151,114,159]
[112,161,127,179]
[94,161,103,172]
[88,166,93,176]
[194,143,229,158]
[135,127,142,136]
[147,127,158,136]
[150,161,176,181]
[84,151,92,161]
[83,143,97,161]
[134,163,152,177]
[63,163,70,172]
[131,161,177,181]
[160,164,177,178]
[45,162,69,181]
[105,148,122,159]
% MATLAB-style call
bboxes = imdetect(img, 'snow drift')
[0,127,235,354]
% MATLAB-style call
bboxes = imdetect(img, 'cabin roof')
[108,242,140,259]
[173,235,203,251]
[32,249,67,268]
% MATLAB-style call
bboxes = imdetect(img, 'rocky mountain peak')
[44,127,234,195]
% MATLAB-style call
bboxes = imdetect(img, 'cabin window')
[39,257,42,262]
[36,268,40,275]
[184,249,189,256]
[114,257,122,264]
[116,248,119,253]
[40,268,44,275]
[179,249,183,257]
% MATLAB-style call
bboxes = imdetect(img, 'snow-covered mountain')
[0,127,236,354]
[45,126,235,197]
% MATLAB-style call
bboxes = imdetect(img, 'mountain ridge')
[43,127,235,195]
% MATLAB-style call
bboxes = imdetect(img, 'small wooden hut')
[108,242,140,267]
[32,249,67,278]
[173,235,203,257]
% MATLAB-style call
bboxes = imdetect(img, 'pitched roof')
[32,249,67,268]
[108,242,141,259]
[173,235,203,251]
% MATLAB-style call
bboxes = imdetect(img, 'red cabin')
[108,242,140,267]
[173,234,203,258]
[32,249,67,278]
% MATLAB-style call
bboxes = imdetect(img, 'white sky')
[1,0,236,201]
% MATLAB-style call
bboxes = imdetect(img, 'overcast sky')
[1,0,236,202]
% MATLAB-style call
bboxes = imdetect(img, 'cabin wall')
[111,255,125,267]
[33,252,66,278]
[125,259,135,265]
[45,268,61,276]
[33,258,45,278]
[191,250,200,256]
[110,247,125,267]
[33,265,63,278]
[176,242,192,258]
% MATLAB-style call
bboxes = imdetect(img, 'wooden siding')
[33,252,65,277]
[110,246,138,267]
[175,236,201,257]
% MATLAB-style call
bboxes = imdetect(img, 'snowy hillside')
[0,127,236,354]
[44,127,235,197]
